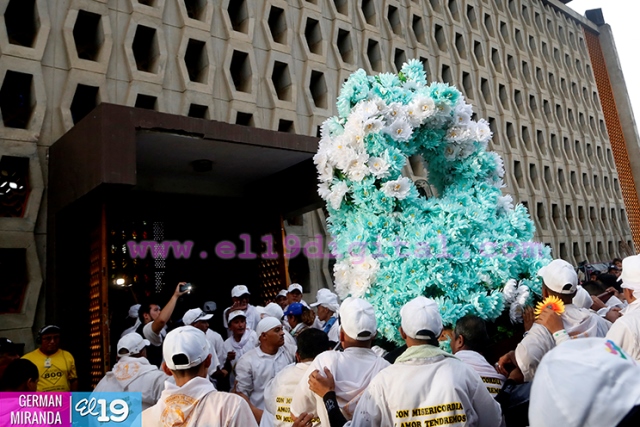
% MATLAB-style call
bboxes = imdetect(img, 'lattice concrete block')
[221,40,258,104]
[0,0,51,62]
[0,140,44,233]
[123,12,167,84]
[176,26,215,92]
[0,56,47,142]
[330,19,358,72]
[381,0,409,44]
[124,80,165,111]
[296,8,328,65]
[0,232,43,331]
[256,0,293,54]
[174,0,213,32]
[181,89,215,119]
[129,0,165,19]
[63,0,113,74]
[226,99,261,127]
[258,49,298,111]
[220,0,255,43]
[59,69,109,131]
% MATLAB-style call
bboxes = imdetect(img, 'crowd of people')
[1,254,640,427]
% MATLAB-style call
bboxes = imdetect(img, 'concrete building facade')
[0,0,639,384]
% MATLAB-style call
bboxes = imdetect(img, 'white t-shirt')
[222,329,259,387]
[206,329,226,369]
[607,299,640,361]
[142,322,166,346]
[141,376,257,427]
[516,304,610,381]
[94,356,168,410]
[235,346,295,409]
[291,347,390,427]
[454,350,506,397]
[263,362,312,427]
[349,347,503,427]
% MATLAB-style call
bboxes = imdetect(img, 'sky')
[568,1,640,128]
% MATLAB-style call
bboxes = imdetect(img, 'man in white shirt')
[451,315,506,397]
[182,308,222,377]
[310,290,340,342]
[221,310,258,389]
[223,285,262,336]
[236,317,294,410]
[94,333,168,409]
[136,283,190,366]
[529,338,640,427]
[497,259,610,382]
[263,328,329,427]
[141,326,257,427]
[301,297,503,427]
[290,297,390,426]
[285,283,309,309]
[607,254,640,361]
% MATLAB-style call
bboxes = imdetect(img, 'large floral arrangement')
[315,60,551,344]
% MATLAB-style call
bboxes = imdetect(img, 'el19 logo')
[72,392,141,427]
[75,397,129,422]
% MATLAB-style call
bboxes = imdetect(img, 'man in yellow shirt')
[22,325,78,392]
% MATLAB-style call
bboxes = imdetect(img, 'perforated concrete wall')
[0,0,638,340]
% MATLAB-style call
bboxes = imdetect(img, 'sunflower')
[534,296,565,317]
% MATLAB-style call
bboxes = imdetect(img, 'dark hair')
[138,300,160,323]
[0,359,39,391]
[289,306,315,327]
[296,329,329,360]
[454,315,490,353]
[612,258,623,265]
[582,280,606,296]
[597,274,621,292]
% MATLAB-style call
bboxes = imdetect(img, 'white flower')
[502,279,518,303]
[333,260,352,299]
[458,141,476,159]
[384,118,413,142]
[346,153,370,182]
[318,182,331,199]
[443,143,461,161]
[475,119,492,143]
[384,102,407,122]
[363,116,384,134]
[382,177,412,200]
[446,126,470,143]
[497,195,514,213]
[349,273,372,298]
[327,181,349,209]
[453,103,473,126]
[352,255,379,279]
[509,303,524,324]
[516,285,530,306]
[367,155,391,179]
[358,99,382,118]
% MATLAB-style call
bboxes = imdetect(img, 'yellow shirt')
[22,349,77,392]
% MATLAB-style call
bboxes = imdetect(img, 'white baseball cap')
[255,317,282,337]
[276,289,288,299]
[529,338,640,427]
[400,296,443,340]
[182,308,213,326]
[264,302,284,320]
[572,286,593,310]
[163,326,210,370]
[287,283,303,293]
[538,259,578,294]
[310,291,340,313]
[340,297,377,341]
[288,283,303,293]
[619,255,640,292]
[117,333,150,357]
[231,285,251,298]
[203,301,217,313]
[227,310,246,323]
[128,304,141,319]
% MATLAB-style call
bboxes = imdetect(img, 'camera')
[180,283,193,293]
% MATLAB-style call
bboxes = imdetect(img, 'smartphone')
[180,283,192,293]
